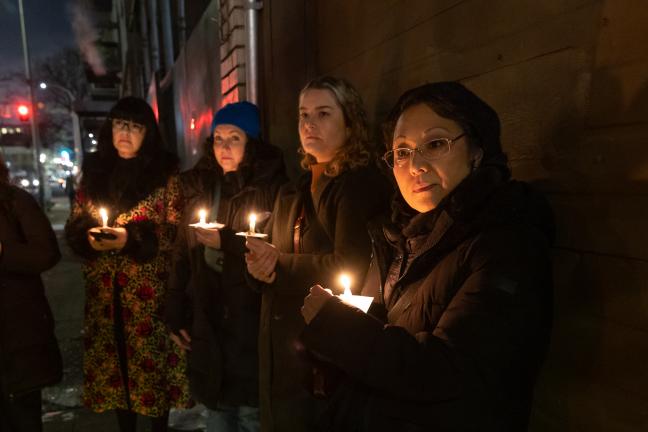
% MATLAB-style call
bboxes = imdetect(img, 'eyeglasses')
[112,119,145,134]
[382,133,466,169]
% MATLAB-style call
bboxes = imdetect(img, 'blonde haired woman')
[245,76,391,431]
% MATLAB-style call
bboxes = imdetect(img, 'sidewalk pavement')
[42,197,206,431]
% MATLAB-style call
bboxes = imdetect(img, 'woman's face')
[213,124,247,173]
[298,88,349,163]
[112,118,146,159]
[392,103,477,213]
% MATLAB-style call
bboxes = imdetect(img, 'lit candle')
[249,213,257,233]
[99,207,108,228]
[339,273,352,296]
[337,273,373,313]
[198,209,207,226]
[235,212,266,238]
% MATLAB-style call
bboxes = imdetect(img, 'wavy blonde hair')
[299,76,372,177]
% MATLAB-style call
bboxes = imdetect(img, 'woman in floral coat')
[65,97,190,432]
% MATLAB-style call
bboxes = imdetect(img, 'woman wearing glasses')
[300,82,554,431]
[65,97,189,431]
[244,76,391,431]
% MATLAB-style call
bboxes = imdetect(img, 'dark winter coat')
[301,166,555,432]
[0,183,62,400]
[165,146,287,409]
[259,164,392,432]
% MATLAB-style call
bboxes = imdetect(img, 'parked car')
[10,169,53,209]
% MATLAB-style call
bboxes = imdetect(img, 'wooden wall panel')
[317,1,602,127]
[594,0,648,67]
[588,60,648,127]
[550,194,648,261]
[260,0,315,178]
[532,250,648,432]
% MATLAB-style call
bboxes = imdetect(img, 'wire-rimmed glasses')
[382,133,466,169]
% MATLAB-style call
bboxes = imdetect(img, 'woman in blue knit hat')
[165,101,287,432]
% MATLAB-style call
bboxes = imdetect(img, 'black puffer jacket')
[301,166,554,432]
[165,145,287,408]
[0,184,62,399]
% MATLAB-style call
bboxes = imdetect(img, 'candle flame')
[99,207,108,227]
[249,213,257,233]
[198,209,207,224]
[339,273,352,296]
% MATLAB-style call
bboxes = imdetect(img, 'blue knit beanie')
[210,101,261,139]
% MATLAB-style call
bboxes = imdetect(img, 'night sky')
[0,0,75,74]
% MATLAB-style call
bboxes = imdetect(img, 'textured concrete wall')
[260,1,648,430]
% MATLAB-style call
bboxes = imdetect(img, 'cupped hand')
[194,226,221,249]
[87,227,128,251]
[245,238,279,282]
[301,285,334,325]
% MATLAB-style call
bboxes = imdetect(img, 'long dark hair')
[95,97,167,164]
[81,97,178,206]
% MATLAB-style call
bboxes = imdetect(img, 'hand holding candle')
[302,285,334,324]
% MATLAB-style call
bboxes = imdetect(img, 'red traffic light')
[17,104,30,122]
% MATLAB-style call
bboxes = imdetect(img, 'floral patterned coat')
[66,175,190,417]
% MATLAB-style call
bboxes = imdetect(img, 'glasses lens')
[394,148,413,167]
[383,150,395,168]
[420,139,450,160]
[113,119,144,133]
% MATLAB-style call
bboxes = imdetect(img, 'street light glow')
[39,82,47,89]
[88,133,94,138]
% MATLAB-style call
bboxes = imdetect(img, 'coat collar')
[296,169,336,212]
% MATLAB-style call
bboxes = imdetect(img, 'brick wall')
[260,1,648,429]
[219,0,247,106]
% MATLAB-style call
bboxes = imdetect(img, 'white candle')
[99,207,108,228]
[198,209,207,226]
[249,213,257,233]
